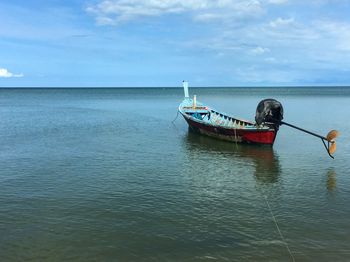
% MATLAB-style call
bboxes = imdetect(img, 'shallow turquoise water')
[0,87,350,261]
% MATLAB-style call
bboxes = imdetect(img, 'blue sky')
[1,0,350,87]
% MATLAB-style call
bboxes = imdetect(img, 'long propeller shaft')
[280,121,328,141]
[272,120,339,159]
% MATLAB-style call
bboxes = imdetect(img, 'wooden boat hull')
[183,115,277,145]
[178,88,278,145]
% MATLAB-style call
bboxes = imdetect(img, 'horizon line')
[1,85,350,89]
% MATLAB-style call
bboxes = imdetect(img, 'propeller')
[326,130,339,156]
[329,142,337,155]
[326,130,339,142]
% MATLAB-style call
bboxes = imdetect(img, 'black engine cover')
[255,99,284,126]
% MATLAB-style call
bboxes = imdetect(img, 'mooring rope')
[234,127,238,145]
[171,110,179,123]
[262,193,296,262]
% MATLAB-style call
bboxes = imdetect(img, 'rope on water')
[234,127,238,145]
[263,194,296,262]
[171,110,179,123]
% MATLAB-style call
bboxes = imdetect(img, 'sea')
[1,87,350,261]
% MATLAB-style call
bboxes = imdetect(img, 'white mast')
[183,81,189,98]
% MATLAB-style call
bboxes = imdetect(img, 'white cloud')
[84,0,350,85]
[269,17,294,27]
[194,13,225,22]
[251,46,270,55]
[314,20,350,51]
[87,0,264,25]
[0,68,23,78]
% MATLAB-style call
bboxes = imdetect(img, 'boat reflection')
[326,169,336,192]
[184,129,281,184]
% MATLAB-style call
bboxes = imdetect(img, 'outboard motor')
[254,98,339,158]
[255,99,284,129]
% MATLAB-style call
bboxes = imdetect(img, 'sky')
[1,0,350,87]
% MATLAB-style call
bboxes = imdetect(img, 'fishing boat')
[178,81,282,145]
[178,81,339,158]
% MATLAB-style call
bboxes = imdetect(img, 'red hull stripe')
[185,117,277,145]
